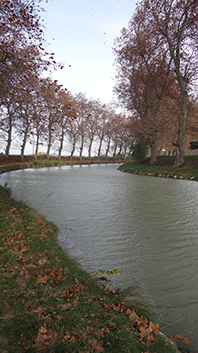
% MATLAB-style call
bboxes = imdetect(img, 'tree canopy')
[113,0,198,166]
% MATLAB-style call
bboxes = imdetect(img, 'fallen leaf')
[183,337,191,345]
[38,326,48,334]
[174,334,184,339]
[60,303,72,310]
[35,257,48,266]
[128,310,139,321]
[149,321,160,334]
[70,336,76,343]
[91,340,104,352]
[63,332,71,339]
[36,274,49,284]
[139,324,152,337]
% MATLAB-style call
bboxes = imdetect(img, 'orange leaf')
[36,274,49,284]
[91,340,104,352]
[125,308,131,316]
[149,321,160,334]
[128,310,138,321]
[183,337,191,345]
[174,334,184,339]
[36,257,48,266]
[73,300,79,307]
[70,336,76,343]
[38,326,47,334]
[63,332,71,339]
[139,325,152,337]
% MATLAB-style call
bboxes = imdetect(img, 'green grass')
[0,185,178,353]
[0,155,125,175]
[119,155,198,180]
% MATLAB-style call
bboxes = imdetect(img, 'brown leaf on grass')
[38,219,46,226]
[63,332,71,340]
[139,324,152,337]
[98,328,106,336]
[29,305,43,317]
[60,303,72,310]
[92,319,99,325]
[35,257,48,266]
[70,336,76,343]
[128,310,139,322]
[35,274,49,284]
[90,340,104,352]
[149,321,160,335]
[58,284,79,300]
[0,312,14,320]
[18,254,27,262]
[3,236,15,244]
[125,308,131,315]
[38,326,48,334]
[73,299,80,307]
[36,332,48,343]
[13,243,30,253]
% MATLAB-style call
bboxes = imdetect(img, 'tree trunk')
[88,138,93,158]
[113,143,117,159]
[5,114,12,159]
[105,136,111,158]
[118,143,123,155]
[20,123,29,158]
[58,128,64,159]
[175,79,187,167]
[123,146,127,159]
[34,131,40,158]
[70,135,76,157]
[79,136,84,160]
[46,121,52,159]
[150,142,157,164]
[97,136,104,158]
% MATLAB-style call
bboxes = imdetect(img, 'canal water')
[1,164,198,351]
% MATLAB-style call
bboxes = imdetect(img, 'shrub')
[132,142,149,163]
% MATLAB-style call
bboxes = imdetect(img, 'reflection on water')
[1,164,198,351]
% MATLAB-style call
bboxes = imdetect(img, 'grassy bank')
[119,155,198,180]
[0,184,180,353]
[0,155,124,175]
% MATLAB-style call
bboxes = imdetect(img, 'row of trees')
[0,0,133,159]
[113,0,198,166]
[0,76,133,158]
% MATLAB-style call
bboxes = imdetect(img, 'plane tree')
[55,89,77,159]
[136,0,198,166]
[95,104,109,158]
[113,5,172,164]
[113,0,198,166]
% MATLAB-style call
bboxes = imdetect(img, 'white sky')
[42,0,137,104]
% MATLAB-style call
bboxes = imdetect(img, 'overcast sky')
[42,0,137,104]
